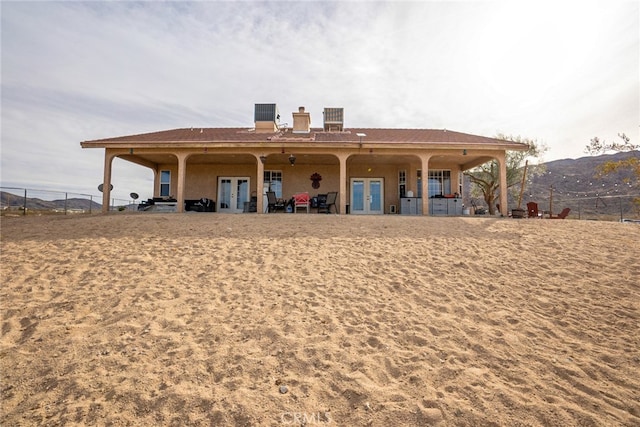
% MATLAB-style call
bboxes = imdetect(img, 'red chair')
[293,192,310,213]
[550,207,571,219]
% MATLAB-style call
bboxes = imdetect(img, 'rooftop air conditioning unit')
[323,107,344,132]
[254,103,279,133]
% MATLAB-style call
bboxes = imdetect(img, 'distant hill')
[1,191,102,212]
[527,151,639,199]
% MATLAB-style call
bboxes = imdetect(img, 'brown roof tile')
[83,127,522,147]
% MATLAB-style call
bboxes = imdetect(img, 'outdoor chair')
[549,207,571,219]
[317,191,338,214]
[266,191,285,213]
[471,201,486,215]
[293,192,310,213]
[527,201,539,218]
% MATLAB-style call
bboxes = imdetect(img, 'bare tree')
[465,135,546,215]
[584,133,638,156]
[585,133,639,214]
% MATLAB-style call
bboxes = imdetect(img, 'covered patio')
[87,144,516,216]
[81,105,528,215]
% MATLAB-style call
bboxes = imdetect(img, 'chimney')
[254,103,279,133]
[292,106,311,134]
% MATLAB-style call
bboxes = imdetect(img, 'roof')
[81,127,528,149]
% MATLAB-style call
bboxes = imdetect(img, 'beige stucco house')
[81,104,528,215]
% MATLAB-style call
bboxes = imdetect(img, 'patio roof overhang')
[85,139,526,171]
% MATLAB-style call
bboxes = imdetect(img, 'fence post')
[64,193,68,215]
[620,196,623,222]
[578,199,581,220]
[23,189,27,216]
[89,195,93,214]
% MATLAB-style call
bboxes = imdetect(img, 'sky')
[1,0,638,202]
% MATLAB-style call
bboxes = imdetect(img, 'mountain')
[1,192,102,212]
[527,151,639,198]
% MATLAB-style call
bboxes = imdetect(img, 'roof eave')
[81,140,530,151]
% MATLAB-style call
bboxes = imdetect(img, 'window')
[160,170,171,197]
[428,170,451,197]
[264,170,283,198]
[399,170,406,197]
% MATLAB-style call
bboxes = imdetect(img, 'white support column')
[255,154,265,214]
[101,149,116,213]
[338,154,348,214]
[176,153,188,213]
[152,169,159,197]
[498,152,508,216]
[420,154,431,216]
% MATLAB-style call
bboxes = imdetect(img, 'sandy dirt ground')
[1,213,639,426]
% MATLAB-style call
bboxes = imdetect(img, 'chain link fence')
[0,187,136,216]
[3,186,637,221]
[519,194,640,221]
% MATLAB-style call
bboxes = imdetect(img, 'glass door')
[350,178,384,214]
[217,177,250,213]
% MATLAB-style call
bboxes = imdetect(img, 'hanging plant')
[310,173,322,189]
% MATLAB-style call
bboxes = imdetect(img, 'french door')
[217,177,250,213]
[350,178,384,215]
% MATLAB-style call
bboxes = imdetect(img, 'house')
[81,104,529,215]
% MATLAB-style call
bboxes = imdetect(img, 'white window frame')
[160,170,171,197]
[428,170,452,197]
[399,170,406,197]
[264,170,283,198]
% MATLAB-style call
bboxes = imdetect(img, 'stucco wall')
[153,158,466,214]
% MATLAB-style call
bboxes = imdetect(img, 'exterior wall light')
[289,154,296,166]
[356,132,366,147]
[260,155,267,164]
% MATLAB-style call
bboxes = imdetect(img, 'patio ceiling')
[117,151,494,170]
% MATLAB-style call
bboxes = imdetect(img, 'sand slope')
[1,214,639,426]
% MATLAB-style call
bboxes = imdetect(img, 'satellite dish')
[98,183,114,192]
[130,192,139,200]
